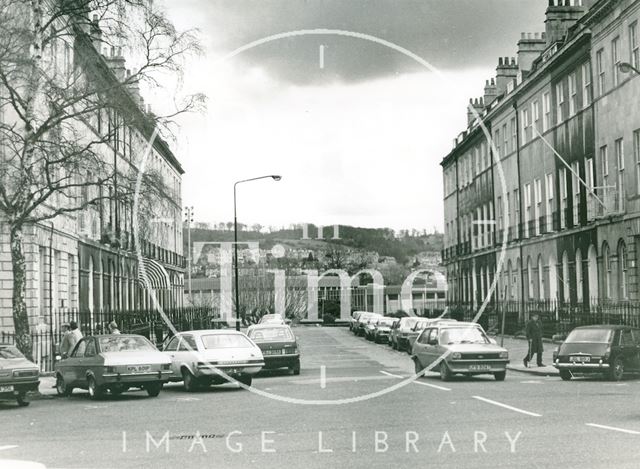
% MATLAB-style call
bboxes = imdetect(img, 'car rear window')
[0,346,24,359]
[201,334,254,349]
[566,329,613,343]
[378,319,395,327]
[99,336,156,352]
[248,327,294,342]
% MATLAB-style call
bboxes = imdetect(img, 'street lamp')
[618,61,640,75]
[234,175,282,331]
[184,206,194,306]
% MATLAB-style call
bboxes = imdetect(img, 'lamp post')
[184,206,194,306]
[618,61,640,75]
[234,175,282,331]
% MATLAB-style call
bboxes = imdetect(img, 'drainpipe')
[514,101,526,325]
[48,222,54,362]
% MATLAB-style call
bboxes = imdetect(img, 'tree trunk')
[10,225,33,361]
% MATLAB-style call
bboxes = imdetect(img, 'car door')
[176,334,199,372]
[66,339,87,387]
[163,335,181,378]
[83,338,101,384]
[423,328,441,368]
[413,328,432,366]
[620,329,639,371]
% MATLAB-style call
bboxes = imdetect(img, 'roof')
[174,329,247,336]
[573,324,637,330]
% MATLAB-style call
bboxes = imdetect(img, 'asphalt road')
[2,326,640,469]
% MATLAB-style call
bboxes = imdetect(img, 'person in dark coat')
[524,314,544,367]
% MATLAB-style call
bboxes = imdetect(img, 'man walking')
[524,314,544,367]
[59,323,72,356]
[68,321,83,351]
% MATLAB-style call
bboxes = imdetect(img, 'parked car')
[55,334,171,399]
[406,318,457,354]
[247,325,300,374]
[163,330,264,390]
[354,313,382,337]
[390,317,420,351]
[553,325,640,381]
[0,344,40,407]
[349,311,366,332]
[372,317,397,343]
[411,322,509,381]
[364,316,388,341]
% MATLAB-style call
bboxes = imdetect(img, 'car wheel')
[608,358,625,381]
[238,375,252,388]
[494,371,506,381]
[16,392,29,407]
[289,359,301,376]
[413,357,424,375]
[440,361,453,382]
[56,374,73,397]
[182,368,199,392]
[87,376,104,400]
[146,382,162,397]
[559,369,572,381]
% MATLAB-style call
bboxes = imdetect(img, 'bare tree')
[0,0,203,357]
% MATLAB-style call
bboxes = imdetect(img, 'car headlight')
[162,364,171,371]
[499,351,509,359]
[451,352,461,360]
[104,366,116,373]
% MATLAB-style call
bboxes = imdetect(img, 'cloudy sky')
[158,0,548,232]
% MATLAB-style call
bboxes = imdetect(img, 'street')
[2,326,640,469]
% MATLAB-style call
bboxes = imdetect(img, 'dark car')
[247,325,300,375]
[554,325,640,381]
[0,344,40,407]
[354,313,382,337]
[371,317,397,343]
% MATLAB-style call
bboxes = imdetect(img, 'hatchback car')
[163,330,264,390]
[411,322,509,381]
[354,313,382,337]
[55,334,171,399]
[247,325,300,374]
[371,317,397,343]
[349,311,366,332]
[0,344,39,407]
[390,317,420,351]
[554,325,640,381]
[406,318,457,354]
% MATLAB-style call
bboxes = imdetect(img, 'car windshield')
[0,345,24,359]
[201,334,254,349]
[248,327,294,342]
[402,318,419,328]
[377,319,395,327]
[99,336,156,352]
[566,329,613,343]
[440,327,488,345]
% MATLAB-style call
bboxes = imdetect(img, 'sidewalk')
[34,375,57,399]
[492,335,560,377]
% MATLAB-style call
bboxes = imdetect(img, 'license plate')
[266,349,284,355]
[570,356,590,363]
[469,364,492,371]
[0,385,14,392]
[127,365,151,373]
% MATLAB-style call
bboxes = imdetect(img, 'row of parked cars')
[0,314,301,406]
[349,311,510,381]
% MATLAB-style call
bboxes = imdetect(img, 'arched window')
[562,251,570,303]
[548,253,558,301]
[602,242,611,299]
[587,245,598,301]
[618,240,628,300]
[507,260,513,299]
[576,248,583,303]
[537,255,545,300]
[527,257,534,299]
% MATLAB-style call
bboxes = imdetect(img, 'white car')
[162,330,265,391]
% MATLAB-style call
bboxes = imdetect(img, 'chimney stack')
[517,32,546,72]
[544,0,594,47]
[467,98,485,127]
[483,78,497,106]
[90,14,102,52]
[105,47,126,82]
[495,57,519,95]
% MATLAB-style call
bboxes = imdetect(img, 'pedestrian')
[68,321,83,351]
[524,313,544,367]
[108,321,121,334]
[58,323,73,356]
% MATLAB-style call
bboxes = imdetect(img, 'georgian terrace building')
[442,0,640,314]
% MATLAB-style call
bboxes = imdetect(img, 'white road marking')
[472,396,542,417]
[176,397,200,402]
[319,45,325,69]
[0,445,18,451]
[586,423,640,435]
[320,365,326,389]
[380,370,451,391]
[412,380,451,392]
[520,380,543,384]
